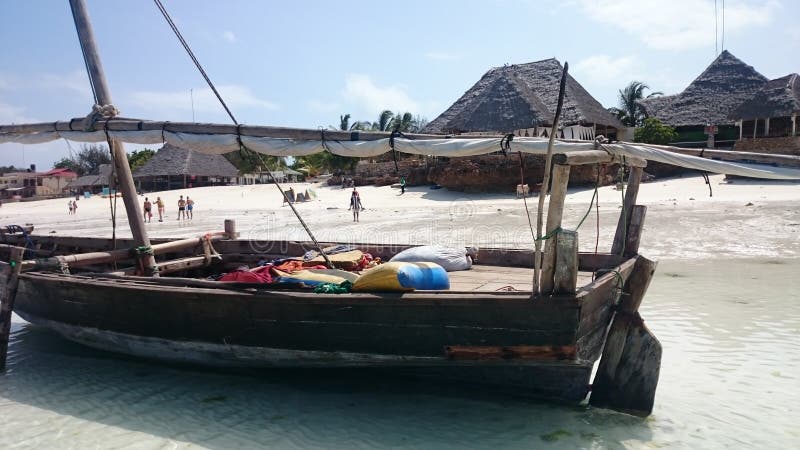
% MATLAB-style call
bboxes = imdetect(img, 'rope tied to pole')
[500,133,514,156]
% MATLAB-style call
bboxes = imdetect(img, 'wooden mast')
[69,0,157,275]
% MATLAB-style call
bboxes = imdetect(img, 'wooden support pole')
[792,114,797,137]
[224,219,239,239]
[0,247,25,371]
[590,256,660,416]
[611,166,643,255]
[765,117,770,137]
[624,205,647,257]
[540,163,571,294]
[552,229,579,294]
[69,0,157,276]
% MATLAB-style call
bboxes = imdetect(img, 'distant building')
[0,167,78,199]
[133,144,240,191]
[729,73,800,155]
[639,50,768,148]
[239,168,303,185]
[423,58,624,140]
[66,164,112,194]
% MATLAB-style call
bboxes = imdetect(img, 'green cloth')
[314,280,353,294]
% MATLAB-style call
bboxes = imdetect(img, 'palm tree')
[371,110,395,131]
[339,114,351,131]
[609,81,662,127]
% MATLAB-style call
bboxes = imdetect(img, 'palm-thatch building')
[133,144,239,191]
[66,163,112,194]
[639,50,768,148]
[423,58,624,140]
[730,74,799,139]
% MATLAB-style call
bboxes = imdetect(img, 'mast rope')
[152,0,333,268]
[517,151,536,243]
[102,120,119,255]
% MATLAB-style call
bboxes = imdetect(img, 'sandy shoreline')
[0,173,798,260]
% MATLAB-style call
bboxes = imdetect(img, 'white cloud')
[424,51,461,61]
[0,101,37,124]
[128,84,278,119]
[38,70,93,99]
[343,74,435,115]
[579,0,778,50]
[222,31,236,43]
[573,54,639,86]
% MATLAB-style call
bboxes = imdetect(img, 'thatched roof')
[424,58,624,134]
[133,144,239,178]
[639,50,768,127]
[729,73,800,121]
[66,164,112,188]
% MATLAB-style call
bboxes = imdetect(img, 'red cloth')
[275,260,325,273]
[219,265,273,284]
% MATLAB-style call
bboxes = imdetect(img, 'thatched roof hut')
[424,58,624,135]
[729,74,800,121]
[729,74,799,141]
[133,144,239,190]
[639,51,768,127]
[66,164,112,192]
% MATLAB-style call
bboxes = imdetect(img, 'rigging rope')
[153,0,334,269]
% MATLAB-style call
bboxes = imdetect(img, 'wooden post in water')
[69,0,157,276]
[0,247,25,371]
[590,256,661,416]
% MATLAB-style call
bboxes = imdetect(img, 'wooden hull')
[12,257,636,402]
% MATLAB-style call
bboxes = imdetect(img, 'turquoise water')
[1,258,798,449]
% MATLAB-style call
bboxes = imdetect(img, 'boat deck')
[448,264,593,292]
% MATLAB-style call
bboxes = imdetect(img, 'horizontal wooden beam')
[553,150,647,168]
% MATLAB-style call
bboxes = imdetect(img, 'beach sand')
[1,173,798,260]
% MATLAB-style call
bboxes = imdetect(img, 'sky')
[1,0,798,170]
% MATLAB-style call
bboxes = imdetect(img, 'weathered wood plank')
[0,247,25,370]
[624,205,647,257]
[590,256,660,416]
[611,166,643,255]
[553,230,579,294]
[445,345,576,361]
[553,150,646,168]
[541,164,571,294]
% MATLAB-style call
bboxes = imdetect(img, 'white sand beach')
[1,173,798,261]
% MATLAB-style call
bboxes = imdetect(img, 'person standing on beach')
[186,196,195,220]
[72,198,78,214]
[68,200,74,215]
[143,197,153,223]
[177,195,186,221]
[400,175,406,194]
[156,196,165,222]
[348,188,363,222]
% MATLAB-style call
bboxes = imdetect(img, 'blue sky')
[1,0,798,170]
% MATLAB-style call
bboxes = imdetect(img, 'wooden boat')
[2,0,798,417]
[0,160,662,416]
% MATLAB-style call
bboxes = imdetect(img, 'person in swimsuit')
[348,188,363,222]
[156,197,165,222]
[143,197,152,223]
[68,200,74,215]
[177,195,186,221]
[186,196,194,220]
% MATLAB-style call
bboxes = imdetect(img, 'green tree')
[609,81,662,127]
[339,114,351,131]
[127,148,156,172]
[53,158,80,174]
[55,144,111,176]
[372,110,395,131]
[634,118,678,145]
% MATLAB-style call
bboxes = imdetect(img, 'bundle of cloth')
[389,245,478,272]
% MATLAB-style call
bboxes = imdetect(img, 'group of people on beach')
[142,195,194,223]
[67,199,78,215]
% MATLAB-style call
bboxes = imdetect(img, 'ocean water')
[0,258,798,449]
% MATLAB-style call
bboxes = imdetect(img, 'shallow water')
[0,258,798,449]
